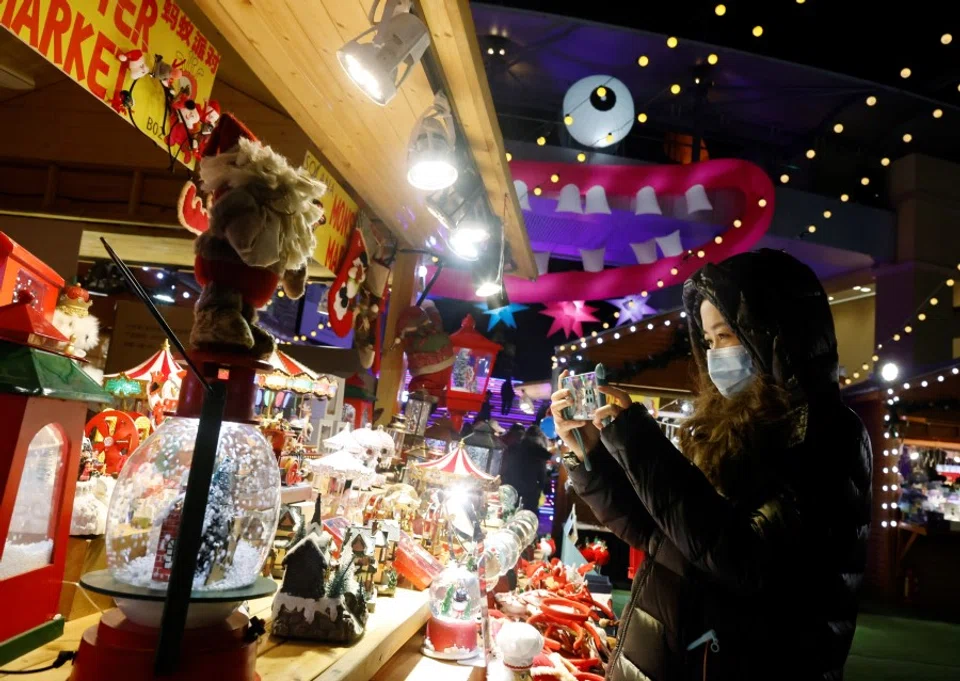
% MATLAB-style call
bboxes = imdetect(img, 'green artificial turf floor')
[610,590,960,680]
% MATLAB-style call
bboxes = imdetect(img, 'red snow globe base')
[422,616,480,660]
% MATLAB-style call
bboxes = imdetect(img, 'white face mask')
[706,345,756,398]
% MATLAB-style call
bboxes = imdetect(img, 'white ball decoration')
[562,75,635,148]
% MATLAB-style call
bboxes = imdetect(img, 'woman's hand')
[550,370,600,461]
[593,386,633,431]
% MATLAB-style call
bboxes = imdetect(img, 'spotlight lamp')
[337,0,431,106]
[881,362,899,382]
[407,93,459,191]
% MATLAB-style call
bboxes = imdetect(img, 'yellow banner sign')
[1,0,219,168]
[303,150,359,273]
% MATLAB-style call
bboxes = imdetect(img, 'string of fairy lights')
[550,308,688,372]
[840,269,958,388]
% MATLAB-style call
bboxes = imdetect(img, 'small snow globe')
[422,564,482,660]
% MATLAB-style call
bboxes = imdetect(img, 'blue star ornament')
[476,303,530,331]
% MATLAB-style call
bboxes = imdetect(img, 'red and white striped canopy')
[414,443,496,481]
[107,340,182,382]
[268,349,320,379]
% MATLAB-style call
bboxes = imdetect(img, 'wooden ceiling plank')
[416,0,536,280]
[193,0,430,248]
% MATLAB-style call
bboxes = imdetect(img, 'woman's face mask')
[707,345,756,397]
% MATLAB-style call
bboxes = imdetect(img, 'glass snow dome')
[104,418,280,592]
[423,564,483,659]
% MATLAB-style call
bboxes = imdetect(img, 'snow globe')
[82,356,281,630]
[422,564,482,660]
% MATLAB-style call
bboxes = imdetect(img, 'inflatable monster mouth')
[428,158,775,304]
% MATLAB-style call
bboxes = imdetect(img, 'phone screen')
[561,371,602,420]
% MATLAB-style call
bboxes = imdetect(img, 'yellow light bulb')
[872,355,880,362]
[903,133,913,143]
[845,378,852,385]
[833,123,844,133]
[733,219,742,228]
[715,4,726,16]
[707,53,719,65]
[853,372,860,379]
[943,33,953,45]
[670,84,681,95]
[318,323,325,330]
[881,157,890,167]
[550,173,559,183]
[714,236,723,244]
[806,149,816,159]
[667,37,678,48]
[310,331,317,337]
[533,186,542,196]
[638,55,649,67]
[670,267,679,275]
[640,290,648,297]
[780,174,790,184]
[808,225,817,234]
[866,95,877,106]
[758,198,768,207]
[605,132,614,143]
[931,297,940,306]
[823,210,832,218]
[657,279,665,288]
[949,279,956,286]
[861,177,870,186]
[933,108,943,119]
[752,25,764,37]
[603,322,609,329]
[900,67,912,79]
[918,313,927,321]
[277,290,285,298]
[564,114,574,125]
[905,326,913,334]
[841,193,850,202]
[596,86,607,98]
[862,363,870,371]
[638,112,648,123]
[505,152,512,161]
[577,152,586,162]
[537,136,546,146]
[697,250,706,258]
[893,334,901,342]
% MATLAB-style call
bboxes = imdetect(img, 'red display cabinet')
[0,235,112,665]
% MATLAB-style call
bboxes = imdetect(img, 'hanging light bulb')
[903,133,913,143]
[670,84,681,95]
[806,149,816,159]
[881,157,890,167]
[933,108,944,119]
[833,123,844,133]
[576,152,586,162]
[715,4,726,15]
[667,36,678,48]
[337,0,431,105]
[841,193,850,202]
[866,95,877,106]
[900,67,912,79]
[707,54,719,65]
[637,55,649,67]
[638,112,648,123]
[752,26,764,37]
[407,93,458,191]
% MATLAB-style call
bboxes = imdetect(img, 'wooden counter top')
[0,588,430,681]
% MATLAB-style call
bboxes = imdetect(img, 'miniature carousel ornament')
[422,564,483,660]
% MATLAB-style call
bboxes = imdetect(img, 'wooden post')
[375,251,418,426]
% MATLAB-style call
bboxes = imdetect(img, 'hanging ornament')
[609,295,657,326]
[475,302,529,331]
[539,301,599,338]
[328,229,369,337]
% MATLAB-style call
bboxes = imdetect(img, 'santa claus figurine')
[52,284,99,360]
[186,113,326,357]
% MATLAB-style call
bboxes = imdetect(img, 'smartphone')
[561,371,602,420]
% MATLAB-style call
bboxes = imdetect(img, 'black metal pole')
[154,380,226,675]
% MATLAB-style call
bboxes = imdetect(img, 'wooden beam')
[375,251,419,425]
[417,0,536,280]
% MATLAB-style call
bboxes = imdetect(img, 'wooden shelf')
[0,588,430,681]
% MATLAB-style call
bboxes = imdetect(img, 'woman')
[551,250,871,680]
[500,425,552,513]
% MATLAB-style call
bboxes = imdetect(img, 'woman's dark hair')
[523,425,547,448]
[678,368,792,498]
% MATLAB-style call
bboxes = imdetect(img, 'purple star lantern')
[609,295,657,326]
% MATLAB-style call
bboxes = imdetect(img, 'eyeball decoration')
[561,75,635,149]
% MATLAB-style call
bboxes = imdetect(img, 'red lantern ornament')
[445,315,502,430]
